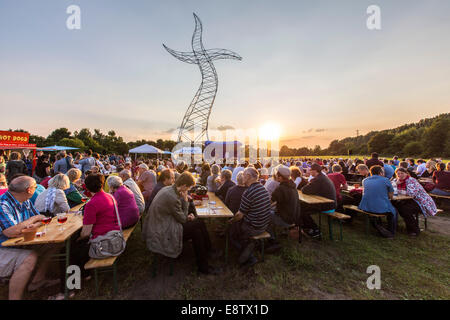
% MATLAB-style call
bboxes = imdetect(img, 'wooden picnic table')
[298,190,335,204]
[344,185,413,201]
[194,192,233,264]
[2,205,85,299]
[195,192,234,218]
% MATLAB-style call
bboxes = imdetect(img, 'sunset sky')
[1,0,449,148]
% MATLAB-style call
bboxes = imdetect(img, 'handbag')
[88,194,126,259]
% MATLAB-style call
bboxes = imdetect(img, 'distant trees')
[279,113,450,158]
[13,128,177,155]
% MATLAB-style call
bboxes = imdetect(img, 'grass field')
[2,207,449,300]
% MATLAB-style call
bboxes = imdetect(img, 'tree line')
[279,113,450,158]
[9,113,449,157]
[9,128,177,155]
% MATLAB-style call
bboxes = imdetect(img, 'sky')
[1,0,449,148]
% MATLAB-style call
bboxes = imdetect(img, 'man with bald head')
[228,167,271,267]
[119,169,145,215]
[0,176,58,299]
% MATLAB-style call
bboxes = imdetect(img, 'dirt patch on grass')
[424,215,450,236]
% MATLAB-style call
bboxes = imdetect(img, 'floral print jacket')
[397,177,437,217]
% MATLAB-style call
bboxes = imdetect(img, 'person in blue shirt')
[0,176,58,300]
[383,159,395,180]
[359,165,398,238]
[392,156,400,167]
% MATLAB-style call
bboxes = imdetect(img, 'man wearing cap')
[268,165,301,247]
[300,163,337,239]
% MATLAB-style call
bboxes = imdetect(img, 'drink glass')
[41,216,52,234]
[57,213,68,232]
[208,201,216,214]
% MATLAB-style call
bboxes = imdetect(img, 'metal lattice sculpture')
[163,13,242,143]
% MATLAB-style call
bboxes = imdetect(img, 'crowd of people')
[0,148,449,300]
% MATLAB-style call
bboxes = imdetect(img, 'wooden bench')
[251,232,271,261]
[415,209,444,231]
[344,205,444,234]
[430,194,450,200]
[318,211,351,241]
[84,224,137,296]
[343,205,390,235]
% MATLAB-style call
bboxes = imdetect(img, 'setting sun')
[258,123,282,141]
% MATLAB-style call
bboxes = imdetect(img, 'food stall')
[0,131,37,174]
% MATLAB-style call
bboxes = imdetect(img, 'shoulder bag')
[88,193,126,259]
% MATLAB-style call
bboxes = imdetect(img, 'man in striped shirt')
[229,167,271,266]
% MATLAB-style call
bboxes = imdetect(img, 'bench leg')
[365,216,370,235]
[225,231,229,266]
[318,214,322,232]
[424,217,428,231]
[328,216,333,241]
[113,264,118,296]
[260,239,265,262]
[94,269,99,297]
[339,220,343,241]
[64,238,71,300]
[169,259,174,276]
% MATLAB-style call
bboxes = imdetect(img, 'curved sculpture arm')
[163,45,242,64]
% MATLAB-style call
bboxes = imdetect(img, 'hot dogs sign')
[0,131,30,145]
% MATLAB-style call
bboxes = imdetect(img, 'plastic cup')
[22,227,38,241]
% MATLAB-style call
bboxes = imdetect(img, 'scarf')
[44,187,57,213]
[397,176,409,190]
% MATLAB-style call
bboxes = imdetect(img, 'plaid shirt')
[0,192,39,245]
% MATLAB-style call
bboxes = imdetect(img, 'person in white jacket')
[35,174,70,216]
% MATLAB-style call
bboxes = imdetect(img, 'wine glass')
[41,216,52,234]
[57,213,67,232]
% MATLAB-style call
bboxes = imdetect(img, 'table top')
[2,213,83,247]
[298,190,335,204]
[344,185,413,201]
[194,192,234,218]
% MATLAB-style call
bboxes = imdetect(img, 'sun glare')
[258,123,281,141]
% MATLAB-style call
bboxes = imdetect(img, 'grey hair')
[244,167,259,180]
[8,176,35,193]
[211,164,221,175]
[221,169,232,180]
[119,169,132,181]
[236,171,245,186]
[107,175,123,190]
[49,174,70,190]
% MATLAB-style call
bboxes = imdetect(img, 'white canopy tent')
[129,144,163,154]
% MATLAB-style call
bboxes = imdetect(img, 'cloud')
[217,125,235,131]
[301,136,316,139]
[163,128,177,134]
[302,128,314,133]
[315,128,326,132]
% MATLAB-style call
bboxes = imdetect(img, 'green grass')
[1,212,449,300]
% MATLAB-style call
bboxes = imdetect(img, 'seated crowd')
[0,149,448,300]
